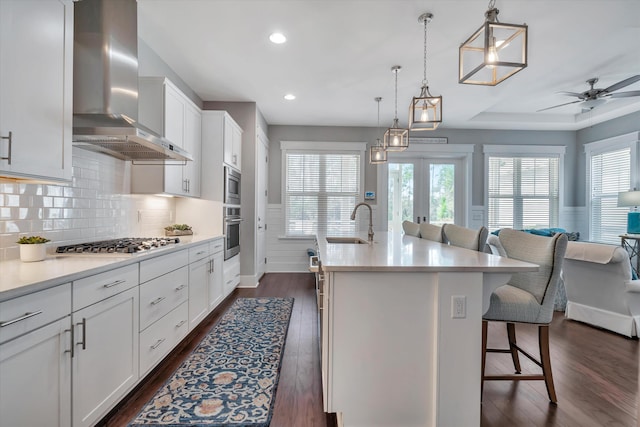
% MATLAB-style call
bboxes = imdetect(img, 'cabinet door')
[0,0,72,181]
[209,252,224,311]
[188,258,210,330]
[184,103,202,197]
[231,124,242,171]
[72,287,139,427]
[163,83,186,195]
[0,317,71,427]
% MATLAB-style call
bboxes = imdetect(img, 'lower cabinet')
[71,286,139,427]
[223,254,241,297]
[0,317,72,427]
[209,249,224,311]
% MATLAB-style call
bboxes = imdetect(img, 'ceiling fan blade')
[602,75,640,93]
[557,91,586,99]
[536,100,582,112]
[609,90,640,98]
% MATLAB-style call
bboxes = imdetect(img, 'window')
[484,145,564,232]
[585,132,640,244]
[282,142,365,237]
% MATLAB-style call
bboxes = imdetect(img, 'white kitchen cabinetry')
[223,255,241,297]
[209,238,225,311]
[0,284,71,427]
[201,111,243,201]
[188,243,212,330]
[71,265,139,427]
[139,251,189,376]
[133,77,202,197]
[0,0,73,182]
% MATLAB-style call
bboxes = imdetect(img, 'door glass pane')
[429,164,455,225]
[388,163,414,232]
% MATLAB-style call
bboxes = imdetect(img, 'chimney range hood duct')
[72,0,192,162]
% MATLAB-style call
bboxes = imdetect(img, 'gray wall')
[575,111,640,206]
[268,126,577,207]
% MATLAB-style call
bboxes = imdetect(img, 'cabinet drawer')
[0,283,71,344]
[210,238,224,255]
[189,243,210,263]
[223,257,240,292]
[140,249,189,284]
[73,264,138,311]
[139,301,188,376]
[139,266,188,331]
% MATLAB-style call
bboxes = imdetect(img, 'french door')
[387,159,463,232]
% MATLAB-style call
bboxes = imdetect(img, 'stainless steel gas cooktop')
[55,237,180,255]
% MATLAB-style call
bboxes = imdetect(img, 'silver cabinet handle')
[232,154,237,165]
[65,325,75,358]
[175,284,186,291]
[196,250,206,255]
[150,338,166,350]
[0,310,43,327]
[150,296,166,306]
[103,279,125,289]
[1,131,12,165]
[76,318,87,350]
[175,319,187,328]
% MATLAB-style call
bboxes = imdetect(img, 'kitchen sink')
[325,237,370,244]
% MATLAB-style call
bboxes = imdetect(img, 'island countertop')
[316,231,537,272]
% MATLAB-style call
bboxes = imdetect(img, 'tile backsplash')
[0,148,176,261]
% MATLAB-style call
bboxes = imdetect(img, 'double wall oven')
[223,166,241,260]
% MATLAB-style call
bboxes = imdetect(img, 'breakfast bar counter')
[315,232,537,427]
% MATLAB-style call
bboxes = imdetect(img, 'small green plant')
[16,236,50,244]
[164,224,192,231]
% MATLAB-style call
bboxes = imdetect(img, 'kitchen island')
[315,232,537,427]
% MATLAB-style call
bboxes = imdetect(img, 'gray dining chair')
[442,224,488,252]
[419,223,443,242]
[481,228,568,403]
[402,220,421,237]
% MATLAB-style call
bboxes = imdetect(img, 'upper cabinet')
[201,111,244,202]
[133,77,202,197]
[0,0,73,182]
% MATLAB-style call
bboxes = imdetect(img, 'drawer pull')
[175,319,187,328]
[175,284,186,291]
[213,244,222,249]
[0,310,43,327]
[150,296,166,306]
[196,250,206,255]
[150,338,166,350]
[234,273,240,278]
[103,279,125,289]
[226,279,233,285]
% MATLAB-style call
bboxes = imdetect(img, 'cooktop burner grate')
[55,237,180,254]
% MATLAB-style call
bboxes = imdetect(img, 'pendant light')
[459,0,528,86]
[409,12,442,131]
[384,66,409,151]
[370,97,387,164]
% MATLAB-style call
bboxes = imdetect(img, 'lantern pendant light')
[409,12,442,131]
[370,97,387,164]
[384,66,409,151]
[459,0,528,86]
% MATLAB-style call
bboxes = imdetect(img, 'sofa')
[563,241,640,338]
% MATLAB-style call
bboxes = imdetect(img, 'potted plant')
[16,236,51,262]
[164,224,193,236]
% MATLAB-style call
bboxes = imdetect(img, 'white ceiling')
[137,0,640,131]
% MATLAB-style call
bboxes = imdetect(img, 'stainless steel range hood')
[72,0,192,162]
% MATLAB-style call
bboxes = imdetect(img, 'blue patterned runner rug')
[128,297,294,426]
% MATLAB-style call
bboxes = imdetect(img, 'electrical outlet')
[451,295,466,319]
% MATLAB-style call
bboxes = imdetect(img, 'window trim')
[483,145,566,231]
[280,141,367,238]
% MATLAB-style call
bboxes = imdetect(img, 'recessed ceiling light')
[269,32,287,44]
[284,94,296,101]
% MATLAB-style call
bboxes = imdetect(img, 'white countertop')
[0,234,223,302]
[317,231,538,272]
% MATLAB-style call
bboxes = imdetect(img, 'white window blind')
[285,151,361,236]
[487,156,559,231]
[590,147,630,244]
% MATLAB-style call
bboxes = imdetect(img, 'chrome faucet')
[351,202,374,242]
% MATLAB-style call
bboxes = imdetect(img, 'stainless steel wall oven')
[224,166,241,206]
[224,206,242,260]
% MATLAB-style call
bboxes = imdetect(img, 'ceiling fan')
[538,75,640,112]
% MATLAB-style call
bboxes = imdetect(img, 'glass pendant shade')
[370,139,387,164]
[384,120,409,152]
[459,7,527,86]
[409,86,442,131]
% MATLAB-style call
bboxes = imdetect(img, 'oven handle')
[224,218,243,224]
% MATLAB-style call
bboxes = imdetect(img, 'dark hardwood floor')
[99,273,638,427]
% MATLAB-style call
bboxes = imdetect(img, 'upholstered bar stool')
[442,223,488,251]
[419,223,443,242]
[482,228,568,403]
[402,220,421,237]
